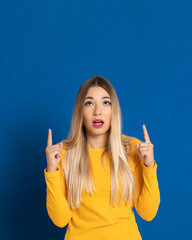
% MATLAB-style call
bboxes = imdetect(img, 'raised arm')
[44,129,72,227]
[44,156,72,228]
[132,125,160,221]
[133,152,160,221]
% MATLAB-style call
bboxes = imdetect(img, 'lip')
[92,119,104,129]
[92,122,104,128]
[92,119,104,123]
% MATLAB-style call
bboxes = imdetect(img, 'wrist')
[144,161,155,168]
[46,166,58,172]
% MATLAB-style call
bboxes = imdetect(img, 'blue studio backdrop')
[1,0,192,240]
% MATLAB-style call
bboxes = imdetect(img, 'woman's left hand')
[135,124,155,168]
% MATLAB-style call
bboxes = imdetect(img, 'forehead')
[85,86,110,98]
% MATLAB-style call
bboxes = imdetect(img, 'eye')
[84,101,93,106]
[103,101,111,106]
[84,101,111,106]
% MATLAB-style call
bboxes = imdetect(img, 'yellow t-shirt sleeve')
[44,148,72,228]
[132,138,161,221]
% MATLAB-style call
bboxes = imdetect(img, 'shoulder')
[57,142,68,169]
[122,134,142,147]
[122,134,142,171]
[61,142,68,160]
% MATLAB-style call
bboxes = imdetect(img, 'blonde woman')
[44,76,160,240]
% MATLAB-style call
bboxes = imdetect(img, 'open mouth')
[92,120,104,125]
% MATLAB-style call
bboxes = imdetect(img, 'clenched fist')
[45,129,63,172]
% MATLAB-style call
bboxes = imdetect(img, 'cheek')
[83,110,89,122]
[106,108,112,118]
[103,110,111,124]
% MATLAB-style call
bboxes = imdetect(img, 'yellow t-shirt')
[44,136,160,240]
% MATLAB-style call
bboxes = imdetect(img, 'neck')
[86,131,109,149]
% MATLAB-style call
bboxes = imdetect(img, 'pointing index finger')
[143,124,151,143]
[47,129,52,147]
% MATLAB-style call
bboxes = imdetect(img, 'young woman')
[44,76,160,240]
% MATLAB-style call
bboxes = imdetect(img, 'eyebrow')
[84,96,111,100]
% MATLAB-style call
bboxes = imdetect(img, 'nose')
[92,103,101,116]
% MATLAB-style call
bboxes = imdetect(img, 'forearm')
[44,168,72,228]
[134,160,160,221]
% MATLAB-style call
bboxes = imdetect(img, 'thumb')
[59,142,64,151]
[135,143,139,151]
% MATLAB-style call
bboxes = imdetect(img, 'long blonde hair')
[61,76,135,209]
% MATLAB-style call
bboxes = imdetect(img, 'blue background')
[1,0,191,239]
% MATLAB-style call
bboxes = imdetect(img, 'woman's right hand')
[45,129,63,172]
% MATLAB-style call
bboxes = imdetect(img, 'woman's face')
[83,86,112,137]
